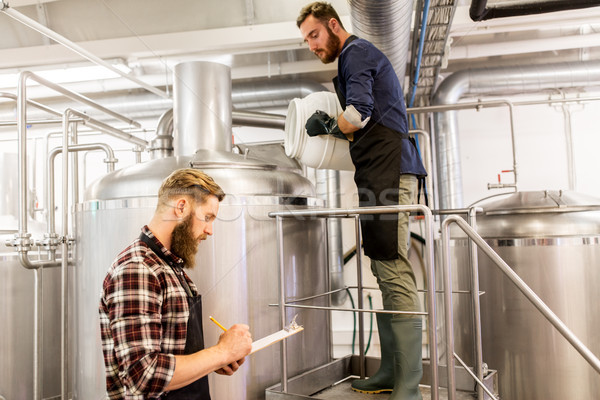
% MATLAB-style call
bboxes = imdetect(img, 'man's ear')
[174,198,187,218]
[328,17,339,33]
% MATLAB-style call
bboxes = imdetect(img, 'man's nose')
[204,222,213,236]
[308,39,318,52]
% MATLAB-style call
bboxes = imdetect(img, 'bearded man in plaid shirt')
[99,168,252,399]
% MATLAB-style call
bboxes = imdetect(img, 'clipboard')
[251,315,304,354]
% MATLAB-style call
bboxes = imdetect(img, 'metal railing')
[269,205,600,400]
[269,205,440,400]
[440,214,600,400]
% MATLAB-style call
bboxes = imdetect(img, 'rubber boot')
[389,318,423,400]
[351,313,395,393]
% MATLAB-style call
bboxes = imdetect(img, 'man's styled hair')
[157,168,225,209]
[296,1,345,30]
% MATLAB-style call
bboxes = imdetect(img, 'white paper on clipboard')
[250,325,304,355]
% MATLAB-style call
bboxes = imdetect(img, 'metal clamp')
[5,232,32,251]
[35,232,61,250]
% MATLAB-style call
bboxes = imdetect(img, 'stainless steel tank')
[73,155,330,399]
[71,60,331,399]
[0,153,62,400]
[474,190,600,399]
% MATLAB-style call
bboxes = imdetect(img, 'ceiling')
[1,0,600,102]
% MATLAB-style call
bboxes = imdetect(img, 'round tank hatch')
[473,190,600,238]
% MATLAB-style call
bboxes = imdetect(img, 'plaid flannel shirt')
[99,225,198,399]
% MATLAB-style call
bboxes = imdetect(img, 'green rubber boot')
[389,318,423,400]
[351,313,395,393]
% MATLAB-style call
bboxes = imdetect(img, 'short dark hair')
[296,2,345,30]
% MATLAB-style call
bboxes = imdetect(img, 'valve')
[487,169,516,190]
[5,232,32,252]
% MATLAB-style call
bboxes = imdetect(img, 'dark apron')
[139,233,211,400]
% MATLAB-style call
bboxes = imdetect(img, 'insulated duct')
[470,0,600,21]
[349,0,413,83]
[432,59,600,210]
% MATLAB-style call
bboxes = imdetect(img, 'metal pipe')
[232,110,286,130]
[0,3,169,99]
[0,91,62,116]
[354,215,365,379]
[45,111,119,400]
[445,215,600,374]
[470,0,600,21]
[70,122,79,209]
[276,216,289,393]
[411,99,519,207]
[441,217,457,400]
[59,109,69,400]
[467,207,484,400]
[0,118,84,127]
[316,170,347,306]
[82,115,148,147]
[453,352,498,400]
[274,304,427,315]
[149,108,174,159]
[47,142,117,233]
[19,71,142,128]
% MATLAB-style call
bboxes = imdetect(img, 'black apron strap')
[139,232,194,297]
[138,232,211,399]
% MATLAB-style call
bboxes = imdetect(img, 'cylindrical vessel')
[474,191,600,399]
[72,154,331,399]
[284,91,354,171]
[0,154,62,399]
[173,61,233,155]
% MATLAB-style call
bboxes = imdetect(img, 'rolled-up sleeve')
[340,45,376,121]
[103,261,175,396]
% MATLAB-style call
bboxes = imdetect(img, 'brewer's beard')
[316,26,341,64]
[170,214,201,269]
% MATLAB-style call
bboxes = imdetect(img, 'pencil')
[209,316,227,332]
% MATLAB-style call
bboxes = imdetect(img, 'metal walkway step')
[266,356,498,400]
[312,379,476,400]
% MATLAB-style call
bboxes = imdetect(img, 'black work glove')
[305,110,347,141]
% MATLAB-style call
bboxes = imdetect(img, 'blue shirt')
[337,36,409,134]
[336,36,426,177]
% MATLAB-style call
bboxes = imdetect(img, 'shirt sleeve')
[103,259,175,396]
[340,43,378,121]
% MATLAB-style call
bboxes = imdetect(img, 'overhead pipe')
[349,0,413,82]
[232,79,328,110]
[431,60,600,210]
[470,0,600,21]
[0,1,170,99]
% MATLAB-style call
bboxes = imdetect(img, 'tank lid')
[479,190,600,215]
